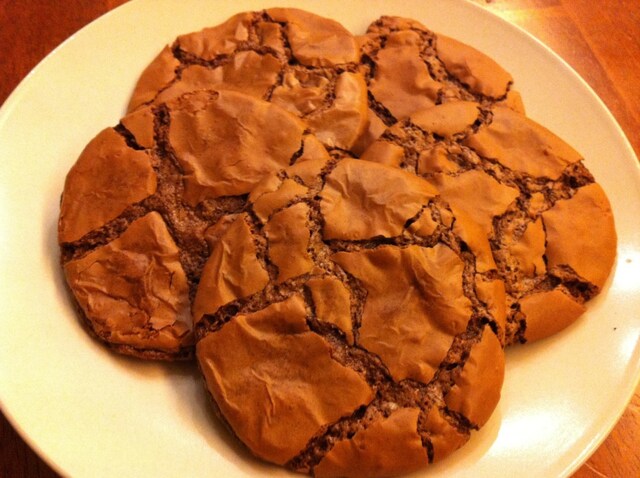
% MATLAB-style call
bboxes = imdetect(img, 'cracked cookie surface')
[361,101,617,344]
[58,89,330,360]
[354,15,525,154]
[126,8,369,152]
[195,157,506,476]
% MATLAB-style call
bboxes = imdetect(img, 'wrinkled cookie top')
[361,102,616,345]
[58,128,157,243]
[195,158,506,476]
[59,89,330,359]
[126,8,368,152]
[354,15,522,154]
[63,212,191,354]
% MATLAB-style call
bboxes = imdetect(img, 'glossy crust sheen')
[362,102,617,345]
[126,8,368,152]
[354,15,524,154]
[58,89,329,360]
[195,158,506,476]
[55,8,618,476]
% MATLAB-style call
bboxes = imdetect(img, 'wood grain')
[1,1,638,477]
[473,0,640,160]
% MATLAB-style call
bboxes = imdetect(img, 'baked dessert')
[361,101,617,344]
[54,7,621,476]
[355,15,525,154]
[194,157,507,476]
[127,8,368,152]
[58,89,331,360]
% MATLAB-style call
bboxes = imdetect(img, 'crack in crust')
[367,102,607,346]
[60,104,247,298]
[195,157,505,473]
[360,16,514,132]
[59,87,327,360]
[129,9,365,150]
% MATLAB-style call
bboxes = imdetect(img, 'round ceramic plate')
[0,1,638,477]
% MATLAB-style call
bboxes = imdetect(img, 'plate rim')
[0,1,639,477]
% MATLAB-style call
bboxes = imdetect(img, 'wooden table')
[0,1,638,476]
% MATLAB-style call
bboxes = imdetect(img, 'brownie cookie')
[58,89,332,360]
[355,15,525,154]
[361,102,617,344]
[126,8,368,152]
[194,157,507,476]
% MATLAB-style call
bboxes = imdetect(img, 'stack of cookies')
[57,8,616,477]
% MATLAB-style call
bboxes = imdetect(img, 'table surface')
[0,0,638,477]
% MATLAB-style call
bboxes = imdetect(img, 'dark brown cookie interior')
[127,8,369,152]
[59,89,329,359]
[354,15,521,154]
[195,158,506,476]
[361,102,616,345]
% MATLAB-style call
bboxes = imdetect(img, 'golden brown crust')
[305,277,354,345]
[351,108,389,157]
[520,289,587,342]
[251,178,309,223]
[368,30,440,119]
[167,89,305,205]
[195,157,506,474]
[357,16,518,152]
[271,68,331,116]
[313,408,429,478]
[504,89,526,114]
[464,105,583,179]
[265,203,315,283]
[542,183,617,289]
[60,89,323,360]
[332,244,472,384]
[192,214,269,324]
[476,278,507,343]
[119,106,156,149]
[361,100,616,346]
[444,327,505,427]
[417,143,461,175]
[63,212,192,353]
[422,406,468,463]
[58,128,156,243]
[177,12,254,59]
[426,170,519,240]
[152,53,282,107]
[126,9,368,152]
[451,206,498,273]
[410,101,480,138]
[304,72,369,150]
[196,295,374,465]
[360,140,405,168]
[505,217,547,277]
[406,208,440,238]
[127,45,180,112]
[265,8,359,66]
[320,159,437,240]
[435,35,513,98]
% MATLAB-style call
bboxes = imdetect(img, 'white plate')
[1,1,639,477]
